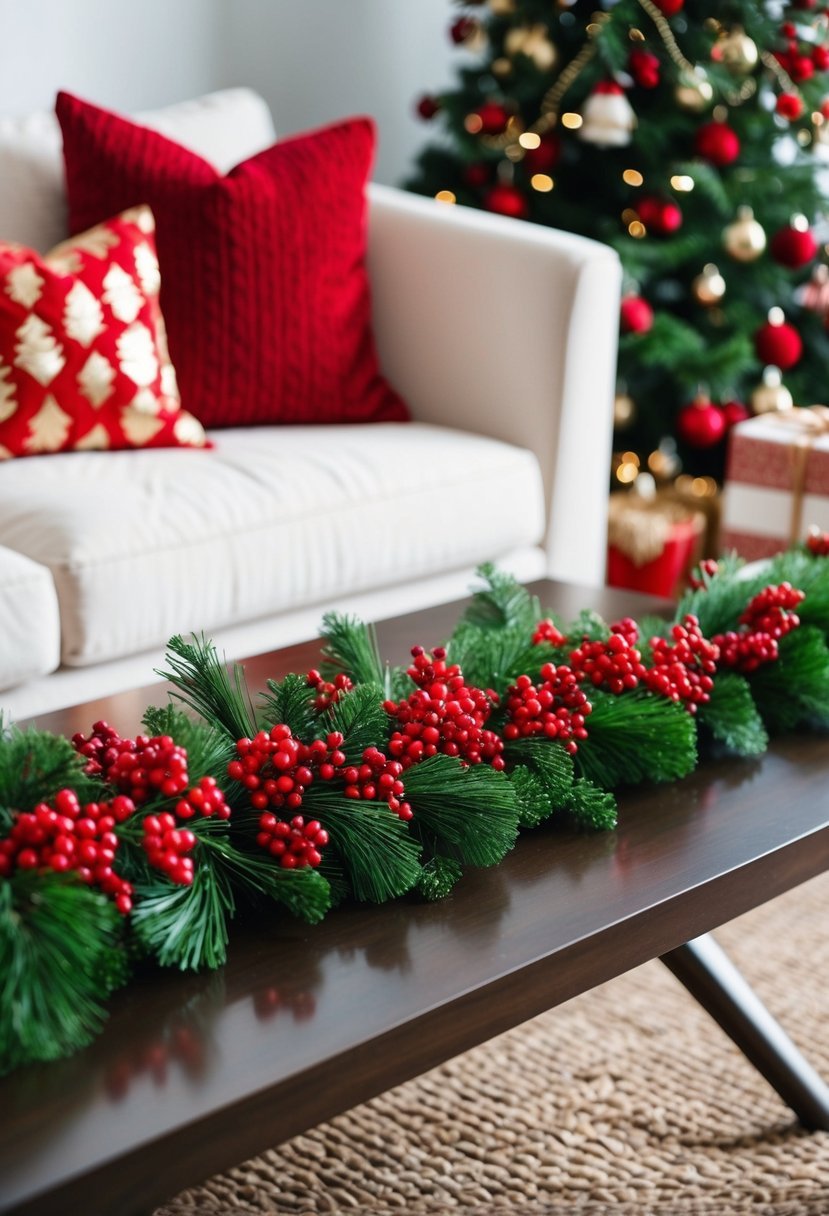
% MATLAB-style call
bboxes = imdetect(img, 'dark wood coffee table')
[3,580,829,1216]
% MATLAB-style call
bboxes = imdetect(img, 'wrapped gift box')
[721,409,829,561]
[607,489,705,598]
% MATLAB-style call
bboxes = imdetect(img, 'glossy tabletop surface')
[3,581,829,1216]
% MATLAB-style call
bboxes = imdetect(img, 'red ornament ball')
[790,55,815,82]
[629,48,661,89]
[475,102,510,135]
[677,398,727,448]
[463,162,491,188]
[694,121,741,166]
[653,0,684,13]
[522,133,561,174]
[450,16,477,45]
[814,45,829,71]
[722,399,751,428]
[755,318,803,369]
[484,184,529,219]
[638,195,683,235]
[416,95,441,121]
[776,92,805,120]
[620,295,654,334]
[770,222,818,268]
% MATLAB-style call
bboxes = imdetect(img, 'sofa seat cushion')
[0,423,545,667]
[0,546,60,690]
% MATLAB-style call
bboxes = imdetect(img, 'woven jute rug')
[157,872,829,1216]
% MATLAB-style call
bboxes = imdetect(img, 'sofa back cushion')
[0,88,276,252]
[57,92,408,430]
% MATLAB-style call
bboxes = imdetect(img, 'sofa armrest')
[366,183,621,587]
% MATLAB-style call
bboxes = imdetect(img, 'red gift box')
[606,491,705,599]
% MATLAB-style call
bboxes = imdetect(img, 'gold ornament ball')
[711,26,759,77]
[488,0,517,12]
[614,392,637,429]
[751,368,794,414]
[675,68,714,113]
[504,24,558,71]
[723,206,766,262]
[692,263,726,306]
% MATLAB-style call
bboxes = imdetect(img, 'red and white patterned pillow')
[0,206,207,458]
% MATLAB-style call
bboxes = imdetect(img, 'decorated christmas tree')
[407,0,829,481]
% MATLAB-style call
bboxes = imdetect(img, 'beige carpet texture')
[157,871,829,1216]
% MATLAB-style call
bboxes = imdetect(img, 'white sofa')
[0,89,621,721]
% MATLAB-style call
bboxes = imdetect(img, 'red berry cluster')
[228,726,345,813]
[0,789,135,914]
[740,583,804,637]
[569,625,647,694]
[341,746,412,821]
[140,778,228,886]
[711,630,780,674]
[256,814,329,869]
[383,646,504,770]
[73,722,189,804]
[643,616,719,713]
[712,583,805,674]
[175,776,229,821]
[230,723,413,866]
[503,666,591,753]
[306,669,353,712]
[532,618,567,646]
[807,529,829,556]
[688,558,721,590]
[141,813,197,885]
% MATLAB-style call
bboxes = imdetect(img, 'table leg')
[661,932,829,1131]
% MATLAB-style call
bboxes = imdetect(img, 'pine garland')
[5,542,829,1074]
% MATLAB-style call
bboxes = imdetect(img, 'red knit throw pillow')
[0,206,207,458]
[56,92,408,429]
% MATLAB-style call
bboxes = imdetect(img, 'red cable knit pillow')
[0,206,207,458]
[56,92,409,429]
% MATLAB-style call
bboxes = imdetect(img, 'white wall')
[0,0,224,116]
[219,0,456,185]
[0,0,455,186]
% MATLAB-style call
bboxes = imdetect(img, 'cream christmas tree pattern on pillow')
[0,205,207,458]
